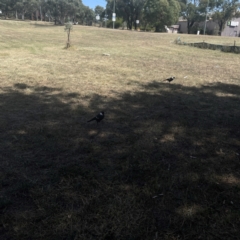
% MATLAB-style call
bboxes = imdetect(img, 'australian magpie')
[164,77,175,83]
[87,111,104,123]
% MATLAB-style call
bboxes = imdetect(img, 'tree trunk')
[187,20,190,34]
[67,30,70,48]
[40,6,42,21]
[219,21,224,34]
[187,19,195,34]
[144,22,148,31]
[54,4,57,25]
[128,16,132,30]
[22,12,25,20]
[16,10,18,20]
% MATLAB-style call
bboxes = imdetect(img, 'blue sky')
[82,0,106,10]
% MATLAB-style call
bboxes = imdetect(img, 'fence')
[174,37,240,54]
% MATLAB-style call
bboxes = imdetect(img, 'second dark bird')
[87,111,104,123]
[164,76,175,83]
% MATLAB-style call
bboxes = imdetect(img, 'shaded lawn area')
[1,81,240,240]
[0,20,240,240]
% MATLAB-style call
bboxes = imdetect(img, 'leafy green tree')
[211,0,239,34]
[105,0,146,30]
[94,5,104,24]
[179,0,201,34]
[73,5,94,25]
[95,5,104,15]
[44,0,61,24]
[40,0,83,24]
[0,0,16,19]
[0,0,92,24]
[132,0,146,29]
[143,0,180,32]
[179,0,218,34]
[14,0,38,20]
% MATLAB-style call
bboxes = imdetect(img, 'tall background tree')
[143,0,180,32]
[105,0,180,31]
[211,0,240,35]
[0,0,95,25]
[0,0,16,19]
[94,5,104,16]
[178,0,205,34]
[178,0,239,34]
[14,0,38,20]
[80,6,95,25]
[2,0,239,33]
[105,0,146,30]
[94,5,104,25]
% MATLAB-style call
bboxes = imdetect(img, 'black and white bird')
[87,111,104,123]
[164,76,175,83]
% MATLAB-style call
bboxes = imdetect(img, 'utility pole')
[113,0,115,29]
[203,0,209,35]
[40,5,42,21]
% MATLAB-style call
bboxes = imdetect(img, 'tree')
[132,0,146,29]
[95,5,104,15]
[40,0,84,25]
[179,0,218,34]
[105,0,146,30]
[143,0,180,32]
[64,21,73,48]
[79,6,94,25]
[68,0,83,22]
[179,0,200,34]
[0,0,16,19]
[14,0,38,20]
[211,0,239,34]
[0,0,124,26]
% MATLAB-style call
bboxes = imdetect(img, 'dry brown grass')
[0,20,240,240]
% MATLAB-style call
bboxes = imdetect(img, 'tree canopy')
[0,0,95,25]
[143,0,180,32]
[0,0,239,34]
[211,0,240,34]
[105,0,180,31]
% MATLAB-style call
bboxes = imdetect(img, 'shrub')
[222,46,231,52]
[107,18,123,29]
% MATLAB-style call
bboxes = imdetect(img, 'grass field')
[0,20,240,240]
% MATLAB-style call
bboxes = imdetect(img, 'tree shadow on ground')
[30,22,63,28]
[0,81,240,240]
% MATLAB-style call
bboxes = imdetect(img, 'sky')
[82,0,106,10]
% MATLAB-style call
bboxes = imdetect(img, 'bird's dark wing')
[88,112,104,123]
[164,77,175,82]
[87,117,97,122]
